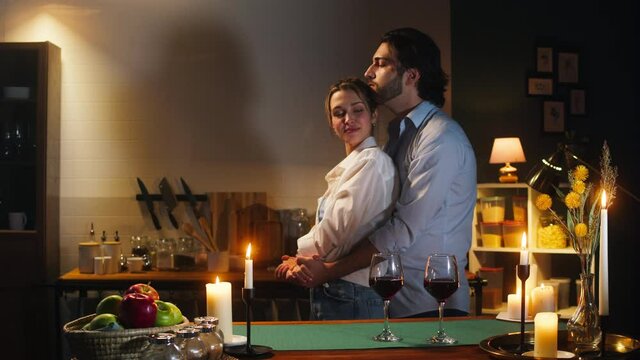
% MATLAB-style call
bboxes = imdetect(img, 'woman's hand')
[274,255,298,280]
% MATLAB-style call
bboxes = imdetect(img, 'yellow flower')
[574,223,588,237]
[572,180,586,194]
[573,165,589,182]
[565,192,581,209]
[535,194,552,211]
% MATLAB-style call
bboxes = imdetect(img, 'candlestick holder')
[517,264,530,354]
[224,288,273,358]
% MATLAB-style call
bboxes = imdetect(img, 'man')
[292,28,477,318]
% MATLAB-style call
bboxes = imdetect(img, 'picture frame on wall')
[527,76,553,96]
[569,88,587,116]
[558,52,579,83]
[543,100,565,133]
[536,47,553,73]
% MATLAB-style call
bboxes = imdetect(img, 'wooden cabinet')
[469,183,580,316]
[0,42,60,359]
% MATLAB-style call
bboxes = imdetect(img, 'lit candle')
[507,293,530,320]
[534,312,558,358]
[531,283,555,316]
[245,243,253,289]
[519,232,529,265]
[599,191,609,316]
[206,276,233,341]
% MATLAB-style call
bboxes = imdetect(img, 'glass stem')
[383,299,391,332]
[438,301,445,337]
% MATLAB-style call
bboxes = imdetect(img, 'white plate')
[224,334,247,347]
[522,350,575,358]
[496,311,533,323]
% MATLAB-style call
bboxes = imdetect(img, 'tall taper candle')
[245,243,254,289]
[599,191,609,316]
[206,276,233,341]
[519,232,529,265]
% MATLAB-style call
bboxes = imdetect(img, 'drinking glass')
[369,252,404,342]
[424,253,460,344]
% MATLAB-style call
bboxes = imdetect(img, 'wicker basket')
[63,313,190,359]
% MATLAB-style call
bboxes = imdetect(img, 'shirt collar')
[326,136,377,181]
[405,101,437,129]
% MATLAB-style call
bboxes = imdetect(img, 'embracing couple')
[275,27,477,321]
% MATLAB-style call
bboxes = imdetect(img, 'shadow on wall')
[153,21,268,164]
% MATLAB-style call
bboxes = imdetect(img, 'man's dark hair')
[381,27,448,107]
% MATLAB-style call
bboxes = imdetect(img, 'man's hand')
[294,255,333,288]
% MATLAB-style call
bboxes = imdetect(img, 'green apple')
[96,294,123,316]
[82,313,123,331]
[154,300,183,327]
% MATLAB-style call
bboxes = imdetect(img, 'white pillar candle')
[507,293,530,320]
[206,276,233,340]
[544,280,560,311]
[519,232,529,265]
[599,191,609,316]
[534,312,558,358]
[531,283,555,316]
[245,243,254,289]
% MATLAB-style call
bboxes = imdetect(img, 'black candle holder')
[517,264,530,354]
[224,288,273,358]
[600,315,608,357]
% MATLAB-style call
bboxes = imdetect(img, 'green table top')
[232,319,563,351]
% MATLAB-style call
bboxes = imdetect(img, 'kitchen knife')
[159,177,179,229]
[180,177,201,217]
[180,177,215,248]
[136,177,161,230]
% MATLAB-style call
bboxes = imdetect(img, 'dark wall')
[451,1,638,338]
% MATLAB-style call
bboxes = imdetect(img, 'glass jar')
[156,238,176,270]
[175,328,207,360]
[141,333,184,360]
[285,208,310,255]
[175,237,196,270]
[194,316,224,343]
[537,212,567,249]
[131,235,153,270]
[197,324,223,360]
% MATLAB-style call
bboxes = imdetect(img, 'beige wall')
[0,0,451,273]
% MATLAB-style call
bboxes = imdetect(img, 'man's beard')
[375,74,403,104]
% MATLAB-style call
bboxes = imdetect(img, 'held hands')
[274,254,332,288]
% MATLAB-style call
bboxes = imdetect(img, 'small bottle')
[89,223,96,243]
[141,333,184,360]
[175,328,207,360]
[101,230,107,243]
[114,230,120,242]
[193,316,224,343]
[196,324,223,360]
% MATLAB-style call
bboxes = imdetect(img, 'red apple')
[118,292,158,328]
[124,283,159,300]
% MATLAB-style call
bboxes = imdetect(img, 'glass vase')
[567,273,601,353]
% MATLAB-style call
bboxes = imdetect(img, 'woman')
[275,78,397,320]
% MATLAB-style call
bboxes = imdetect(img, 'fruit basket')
[63,313,190,359]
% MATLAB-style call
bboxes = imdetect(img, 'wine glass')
[369,252,404,342]
[424,253,460,344]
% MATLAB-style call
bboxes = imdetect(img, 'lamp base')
[499,172,518,183]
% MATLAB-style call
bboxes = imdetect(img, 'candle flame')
[215,276,220,284]
[520,232,527,249]
[246,243,252,260]
[601,190,607,208]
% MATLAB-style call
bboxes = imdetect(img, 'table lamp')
[489,137,526,183]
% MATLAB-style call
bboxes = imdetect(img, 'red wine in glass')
[424,278,458,302]
[370,276,404,300]
[369,252,404,342]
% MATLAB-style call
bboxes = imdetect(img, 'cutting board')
[208,192,282,266]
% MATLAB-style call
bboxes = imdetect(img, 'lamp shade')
[489,137,526,164]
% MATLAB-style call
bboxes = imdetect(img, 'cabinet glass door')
[0,47,38,230]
